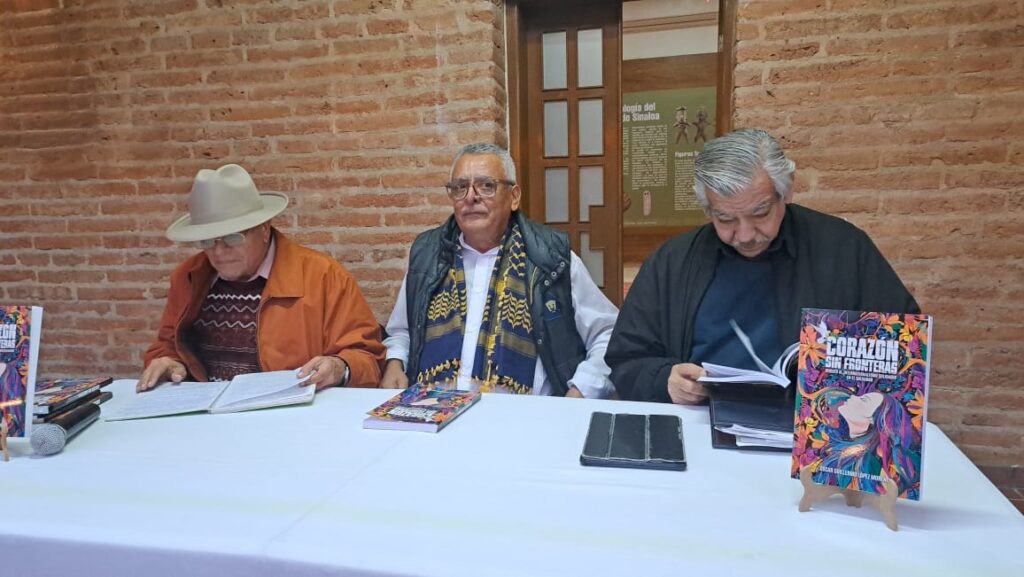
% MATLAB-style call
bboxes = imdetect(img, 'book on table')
[791,308,932,500]
[1,305,43,439]
[580,412,687,471]
[709,391,793,452]
[363,383,480,433]
[34,390,113,425]
[103,370,315,421]
[33,376,113,416]
[696,319,797,450]
[699,320,799,389]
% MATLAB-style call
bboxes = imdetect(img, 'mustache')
[732,237,770,251]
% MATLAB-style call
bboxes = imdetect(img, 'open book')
[104,370,314,421]
[699,320,799,388]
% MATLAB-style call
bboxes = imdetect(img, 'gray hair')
[450,143,518,183]
[693,128,795,208]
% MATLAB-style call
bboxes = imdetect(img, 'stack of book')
[33,377,113,425]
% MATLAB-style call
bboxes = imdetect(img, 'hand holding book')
[667,363,708,405]
[699,320,799,388]
[295,355,349,391]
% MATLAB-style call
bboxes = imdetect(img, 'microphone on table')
[30,401,101,456]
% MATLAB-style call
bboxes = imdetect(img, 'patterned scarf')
[417,223,537,394]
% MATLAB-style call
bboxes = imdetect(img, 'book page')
[728,319,774,375]
[103,381,227,421]
[699,363,787,386]
[211,370,313,413]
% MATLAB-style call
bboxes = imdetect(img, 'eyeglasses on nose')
[444,176,515,200]
[195,231,247,250]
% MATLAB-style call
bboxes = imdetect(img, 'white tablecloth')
[2,380,1021,576]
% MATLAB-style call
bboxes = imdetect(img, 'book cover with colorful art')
[791,309,931,500]
[34,376,113,415]
[1,306,43,439]
[364,383,481,433]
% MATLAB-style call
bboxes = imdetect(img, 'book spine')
[35,387,100,416]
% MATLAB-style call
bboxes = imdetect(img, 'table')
[2,380,1022,576]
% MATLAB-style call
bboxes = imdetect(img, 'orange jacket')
[144,229,384,387]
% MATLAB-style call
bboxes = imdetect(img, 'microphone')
[30,401,101,456]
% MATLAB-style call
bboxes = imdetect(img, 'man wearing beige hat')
[139,164,384,392]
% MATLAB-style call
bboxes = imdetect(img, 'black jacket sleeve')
[605,251,678,403]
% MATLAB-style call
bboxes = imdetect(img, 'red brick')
[945,169,1024,190]
[249,119,331,138]
[764,15,881,40]
[289,59,361,80]
[954,24,1024,48]
[247,44,329,63]
[958,428,1022,450]
[887,3,1017,30]
[738,0,825,18]
[209,105,291,122]
[332,37,401,55]
[151,35,188,52]
[0,270,37,282]
[4,285,73,300]
[166,49,243,69]
[319,20,360,38]
[882,144,1009,167]
[249,2,329,24]
[162,8,242,30]
[231,28,271,46]
[123,0,198,19]
[737,40,820,63]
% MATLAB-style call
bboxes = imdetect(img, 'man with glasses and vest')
[139,164,385,392]
[380,143,619,398]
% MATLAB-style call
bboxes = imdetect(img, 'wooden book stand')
[798,465,899,531]
[1,420,9,462]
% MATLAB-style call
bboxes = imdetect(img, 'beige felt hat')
[165,164,288,242]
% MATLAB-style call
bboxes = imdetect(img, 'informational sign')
[622,87,716,228]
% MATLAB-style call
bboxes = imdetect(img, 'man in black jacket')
[606,128,919,404]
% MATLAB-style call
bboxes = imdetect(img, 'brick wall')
[734,0,1024,477]
[1,0,1021,480]
[0,0,506,371]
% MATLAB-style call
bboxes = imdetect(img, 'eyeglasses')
[196,230,247,250]
[444,176,515,200]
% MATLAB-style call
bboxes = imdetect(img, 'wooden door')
[508,0,623,304]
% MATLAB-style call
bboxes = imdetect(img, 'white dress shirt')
[384,234,619,398]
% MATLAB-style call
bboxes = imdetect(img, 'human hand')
[380,359,408,389]
[297,356,348,391]
[667,363,707,405]
[138,357,187,392]
[565,386,584,398]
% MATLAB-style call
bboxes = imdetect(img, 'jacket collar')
[438,211,562,277]
[263,229,304,298]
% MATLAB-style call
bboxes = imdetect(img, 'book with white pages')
[699,320,799,388]
[103,370,315,421]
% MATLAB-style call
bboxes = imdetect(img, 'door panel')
[510,0,622,303]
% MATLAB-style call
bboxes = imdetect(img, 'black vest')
[404,212,585,395]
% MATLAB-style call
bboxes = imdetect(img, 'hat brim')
[165,193,289,242]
